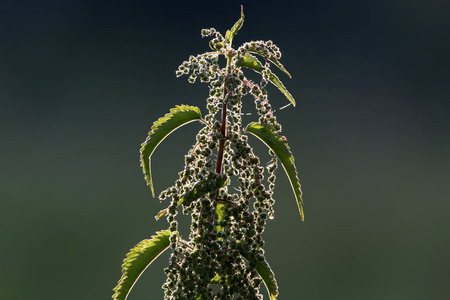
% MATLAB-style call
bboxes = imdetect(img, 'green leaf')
[245,48,291,78]
[236,54,296,107]
[238,243,278,300]
[209,274,221,285]
[155,174,228,220]
[155,208,169,221]
[215,203,225,232]
[209,40,225,52]
[255,258,278,300]
[140,105,203,197]
[225,5,244,46]
[245,122,304,221]
[180,174,227,206]
[236,53,265,72]
[216,203,225,222]
[112,230,171,300]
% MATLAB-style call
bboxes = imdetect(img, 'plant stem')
[215,100,227,174]
[215,55,233,175]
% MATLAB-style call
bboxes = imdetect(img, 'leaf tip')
[298,195,304,221]
[155,208,167,220]
[150,185,155,198]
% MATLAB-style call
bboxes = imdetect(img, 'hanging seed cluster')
[157,26,287,300]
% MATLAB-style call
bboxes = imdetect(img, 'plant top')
[113,6,304,300]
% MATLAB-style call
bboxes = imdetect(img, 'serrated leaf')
[140,105,203,197]
[155,174,228,220]
[255,258,278,300]
[245,122,304,221]
[225,5,244,45]
[238,242,278,300]
[236,54,296,106]
[112,230,171,300]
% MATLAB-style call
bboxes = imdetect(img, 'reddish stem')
[215,86,228,174]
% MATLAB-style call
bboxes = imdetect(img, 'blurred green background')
[1,1,449,299]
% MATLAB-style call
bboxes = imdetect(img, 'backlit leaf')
[155,174,227,220]
[225,5,244,46]
[238,242,278,300]
[112,230,171,300]
[245,122,304,221]
[236,54,296,106]
[140,105,203,197]
[245,47,291,78]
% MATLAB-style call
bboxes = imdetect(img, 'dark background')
[1,0,449,299]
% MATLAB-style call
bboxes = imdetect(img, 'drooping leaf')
[255,258,278,300]
[237,242,278,300]
[245,122,304,221]
[237,53,263,71]
[236,54,296,106]
[225,5,244,46]
[140,105,203,197]
[245,47,291,78]
[155,174,228,220]
[113,230,171,300]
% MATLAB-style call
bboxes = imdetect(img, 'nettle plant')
[113,7,304,300]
